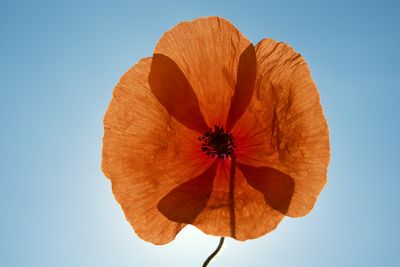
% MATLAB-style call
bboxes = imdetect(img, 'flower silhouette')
[102,16,330,245]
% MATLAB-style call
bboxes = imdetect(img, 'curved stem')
[202,237,225,267]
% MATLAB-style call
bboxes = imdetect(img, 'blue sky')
[1,0,399,266]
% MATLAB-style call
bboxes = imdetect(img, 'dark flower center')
[199,126,236,159]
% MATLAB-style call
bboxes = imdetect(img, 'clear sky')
[1,0,399,266]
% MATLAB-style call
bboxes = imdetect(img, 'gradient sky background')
[1,0,399,266]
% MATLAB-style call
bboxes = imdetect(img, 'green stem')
[202,237,225,267]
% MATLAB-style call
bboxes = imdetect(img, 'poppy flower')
[102,16,330,245]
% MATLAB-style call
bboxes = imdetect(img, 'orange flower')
[102,17,330,245]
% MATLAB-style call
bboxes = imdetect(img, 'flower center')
[199,126,236,159]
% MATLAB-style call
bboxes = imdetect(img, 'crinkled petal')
[154,16,254,127]
[237,163,294,214]
[226,44,257,131]
[157,161,218,223]
[102,58,214,244]
[185,159,285,241]
[148,53,209,134]
[233,39,330,217]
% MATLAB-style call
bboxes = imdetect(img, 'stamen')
[199,126,236,159]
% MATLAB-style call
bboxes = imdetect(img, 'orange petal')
[102,58,214,244]
[237,163,294,214]
[157,161,218,223]
[148,53,209,134]
[226,44,257,131]
[189,158,285,241]
[233,39,330,217]
[154,16,253,127]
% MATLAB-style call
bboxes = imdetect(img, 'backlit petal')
[237,163,295,214]
[157,161,218,223]
[226,44,257,131]
[233,39,330,217]
[102,58,214,244]
[148,53,209,134]
[188,159,285,241]
[154,16,253,127]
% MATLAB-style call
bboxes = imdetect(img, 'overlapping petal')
[154,16,253,127]
[233,39,330,217]
[102,58,214,244]
[188,159,286,241]
[157,161,218,224]
[148,53,209,134]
